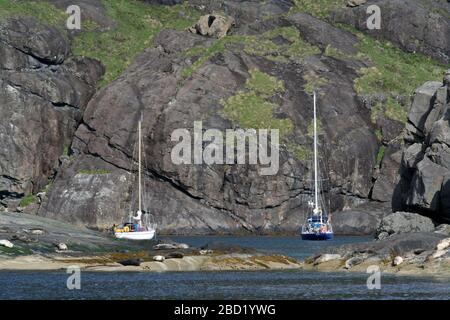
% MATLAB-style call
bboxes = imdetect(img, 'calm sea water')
[0,236,449,300]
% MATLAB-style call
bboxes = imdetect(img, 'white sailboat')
[114,117,157,240]
[300,91,333,241]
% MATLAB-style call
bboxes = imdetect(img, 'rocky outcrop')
[39,10,379,233]
[0,17,104,207]
[189,14,235,38]
[376,211,436,240]
[396,72,450,222]
[332,0,450,64]
[332,203,387,235]
[306,232,450,276]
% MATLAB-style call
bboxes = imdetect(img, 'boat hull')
[114,229,156,240]
[301,232,333,241]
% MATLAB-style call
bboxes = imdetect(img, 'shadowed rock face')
[395,74,450,222]
[2,0,445,234]
[0,17,104,203]
[331,0,450,64]
[39,12,379,233]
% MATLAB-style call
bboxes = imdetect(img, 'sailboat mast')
[313,91,319,216]
[138,118,142,213]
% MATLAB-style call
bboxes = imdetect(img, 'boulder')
[0,239,14,248]
[153,241,189,250]
[406,157,448,212]
[344,256,364,269]
[332,207,385,235]
[153,255,165,262]
[434,224,450,235]
[376,212,436,239]
[407,82,442,133]
[119,258,143,266]
[347,0,367,7]
[392,256,403,266]
[189,14,235,38]
[432,250,447,259]
[322,232,447,258]
[402,143,423,169]
[56,243,68,251]
[11,234,37,243]
[314,254,342,264]
[166,252,184,259]
[0,17,69,64]
[436,238,450,251]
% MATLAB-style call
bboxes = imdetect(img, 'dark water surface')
[0,236,449,300]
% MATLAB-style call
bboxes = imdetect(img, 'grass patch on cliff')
[289,0,347,19]
[78,169,110,175]
[303,71,329,94]
[183,26,320,77]
[354,35,446,97]
[0,0,67,25]
[72,0,200,86]
[245,69,285,97]
[376,145,386,166]
[351,29,447,123]
[221,69,294,139]
[287,143,311,161]
[19,194,37,207]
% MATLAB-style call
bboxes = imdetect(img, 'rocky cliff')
[395,72,450,222]
[0,16,104,206]
[0,0,449,234]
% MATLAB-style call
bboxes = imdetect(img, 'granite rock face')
[332,0,450,64]
[396,73,450,222]
[1,0,447,235]
[39,11,380,232]
[0,17,103,205]
[376,211,436,240]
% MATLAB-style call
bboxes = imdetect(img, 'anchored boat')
[301,92,333,241]
[114,116,157,240]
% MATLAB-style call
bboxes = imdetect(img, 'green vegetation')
[287,143,311,161]
[222,69,293,139]
[62,145,70,157]
[78,169,110,175]
[307,118,324,137]
[289,0,347,19]
[324,44,351,60]
[352,31,446,123]
[355,35,446,98]
[376,145,386,166]
[375,129,383,142]
[288,1,447,125]
[0,0,67,25]
[0,0,200,86]
[19,194,37,207]
[72,0,200,86]
[222,92,294,138]
[303,71,329,94]
[183,26,320,77]
[183,38,230,78]
[245,69,285,97]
